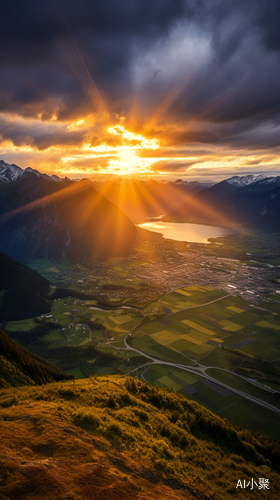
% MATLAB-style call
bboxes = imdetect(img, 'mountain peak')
[226,174,266,187]
[0,161,67,184]
[0,160,24,182]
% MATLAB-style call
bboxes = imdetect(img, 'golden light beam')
[56,1,108,118]
[0,180,96,222]
[172,190,232,226]
[143,78,190,133]
[0,177,136,259]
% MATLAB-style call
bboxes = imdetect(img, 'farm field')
[5,318,39,331]
[206,368,279,407]
[4,279,280,439]
[142,364,280,440]
[131,285,280,366]
[43,329,65,342]
[28,259,79,273]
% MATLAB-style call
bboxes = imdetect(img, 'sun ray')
[56,2,108,118]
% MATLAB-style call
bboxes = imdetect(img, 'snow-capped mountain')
[0,160,24,182]
[256,176,280,186]
[0,161,71,184]
[167,172,280,231]
[226,174,266,187]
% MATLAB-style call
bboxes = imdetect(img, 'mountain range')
[166,174,280,231]
[0,168,137,263]
[1,160,280,266]
[0,160,215,220]
[95,178,215,221]
[0,159,70,184]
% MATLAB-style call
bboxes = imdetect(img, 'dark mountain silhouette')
[0,172,137,263]
[166,176,280,231]
[0,250,51,322]
[0,328,73,387]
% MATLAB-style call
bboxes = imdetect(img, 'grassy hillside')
[0,250,51,321]
[0,329,74,387]
[0,375,279,499]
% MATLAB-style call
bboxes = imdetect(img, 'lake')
[138,221,235,244]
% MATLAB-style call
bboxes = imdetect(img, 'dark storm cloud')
[138,148,212,158]
[151,160,197,172]
[1,0,280,154]
[0,0,187,119]
[0,116,85,149]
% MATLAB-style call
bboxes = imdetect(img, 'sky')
[1,0,280,181]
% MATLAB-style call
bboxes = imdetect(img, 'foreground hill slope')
[0,173,137,263]
[0,329,74,387]
[0,250,51,322]
[1,376,279,499]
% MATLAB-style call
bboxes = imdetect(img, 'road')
[165,293,232,316]
[99,293,280,414]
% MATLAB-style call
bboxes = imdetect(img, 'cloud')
[150,160,197,172]
[1,0,280,175]
[0,114,85,149]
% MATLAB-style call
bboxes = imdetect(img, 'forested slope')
[0,329,73,387]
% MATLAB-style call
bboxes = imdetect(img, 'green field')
[5,278,280,438]
[28,259,78,273]
[65,367,85,378]
[130,286,280,366]
[142,364,280,440]
[206,368,280,408]
[6,318,39,331]
[43,329,64,341]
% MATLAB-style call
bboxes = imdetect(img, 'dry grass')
[0,404,194,500]
[0,375,280,500]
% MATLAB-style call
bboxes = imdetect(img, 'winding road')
[102,292,280,414]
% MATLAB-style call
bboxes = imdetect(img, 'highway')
[100,295,280,415]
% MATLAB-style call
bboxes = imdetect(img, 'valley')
[2,3,280,497]
[4,225,280,442]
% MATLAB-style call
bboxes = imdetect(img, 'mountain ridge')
[0,160,71,184]
[0,172,137,263]
[166,175,280,231]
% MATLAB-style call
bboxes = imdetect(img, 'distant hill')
[0,375,280,499]
[96,178,215,221]
[0,250,51,322]
[166,175,280,231]
[0,329,73,387]
[0,172,137,263]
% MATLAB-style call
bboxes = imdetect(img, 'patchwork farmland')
[132,285,280,364]
[5,283,280,440]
